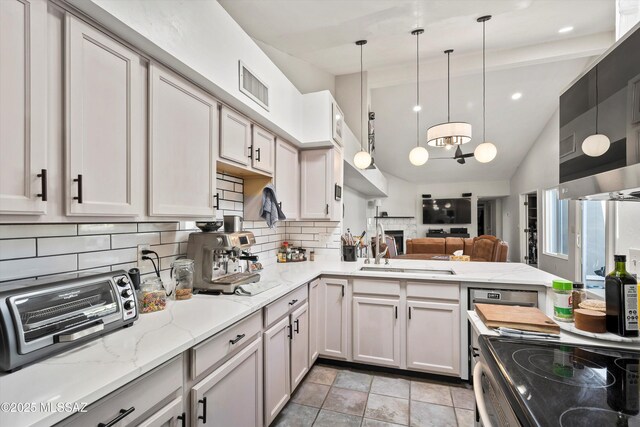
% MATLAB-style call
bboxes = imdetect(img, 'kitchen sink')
[359,266,455,275]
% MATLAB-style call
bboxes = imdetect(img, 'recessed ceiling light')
[511,92,522,100]
[558,26,574,34]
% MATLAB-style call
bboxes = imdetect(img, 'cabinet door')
[66,15,143,216]
[275,139,300,220]
[220,106,251,167]
[290,302,309,391]
[352,296,400,367]
[318,278,348,359]
[330,147,343,221]
[406,300,460,376]
[137,396,184,427]
[0,0,47,215]
[264,316,291,426]
[308,279,320,365]
[149,63,218,216]
[252,126,275,174]
[300,149,331,219]
[192,337,263,427]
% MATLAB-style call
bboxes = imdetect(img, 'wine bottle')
[605,255,639,337]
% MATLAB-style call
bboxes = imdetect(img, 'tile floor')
[272,364,475,427]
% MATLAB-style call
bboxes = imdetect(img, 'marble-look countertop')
[0,257,563,426]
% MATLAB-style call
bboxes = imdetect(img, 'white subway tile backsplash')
[78,248,137,270]
[223,191,243,202]
[217,180,235,191]
[148,243,181,258]
[234,183,243,192]
[0,239,36,260]
[0,224,77,239]
[138,222,179,232]
[38,235,111,256]
[160,230,193,244]
[78,223,137,235]
[111,232,160,249]
[0,255,77,282]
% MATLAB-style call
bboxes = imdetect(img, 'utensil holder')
[342,246,357,262]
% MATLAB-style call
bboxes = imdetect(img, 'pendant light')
[409,28,429,166]
[582,65,611,157]
[427,50,472,147]
[353,39,372,170]
[474,15,497,163]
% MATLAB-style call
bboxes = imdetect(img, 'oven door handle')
[473,361,494,427]
[55,321,105,342]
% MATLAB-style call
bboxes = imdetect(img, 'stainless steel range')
[186,229,260,294]
[0,271,138,372]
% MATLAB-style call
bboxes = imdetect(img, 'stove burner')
[615,358,640,376]
[560,407,640,427]
[512,348,615,388]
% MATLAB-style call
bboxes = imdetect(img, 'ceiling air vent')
[239,61,269,111]
[560,134,576,158]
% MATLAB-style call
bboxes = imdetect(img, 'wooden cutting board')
[475,303,560,334]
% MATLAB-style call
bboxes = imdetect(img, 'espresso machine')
[187,219,260,294]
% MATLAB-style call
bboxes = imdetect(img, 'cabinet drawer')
[265,285,308,327]
[406,281,459,301]
[353,278,400,296]
[61,355,183,427]
[191,310,262,380]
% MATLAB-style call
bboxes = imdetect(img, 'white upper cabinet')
[66,15,144,216]
[275,139,300,220]
[220,106,251,167]
[0,0,47,215]
[300,148,342,220]
[149,63,218,217]
[251,126,275,175]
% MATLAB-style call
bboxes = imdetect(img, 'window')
[544,188,569,257]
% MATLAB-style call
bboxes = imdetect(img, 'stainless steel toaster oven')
[0,270,138,372]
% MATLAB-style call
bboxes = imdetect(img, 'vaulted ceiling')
[219,0,616,183]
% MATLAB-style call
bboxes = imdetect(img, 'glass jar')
[571,282,587,311]
[553,279,574,322]
[138,277,166,313]
[171,258,194,300]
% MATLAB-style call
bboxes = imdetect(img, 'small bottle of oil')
[605,255,638,337]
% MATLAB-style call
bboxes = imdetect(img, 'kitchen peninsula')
[1,257,563,427]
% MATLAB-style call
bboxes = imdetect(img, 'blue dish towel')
[260,183,286,228]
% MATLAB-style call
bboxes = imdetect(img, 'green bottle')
[605,255,639,337]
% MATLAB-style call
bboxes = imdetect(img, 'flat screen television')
[422,198,471,224]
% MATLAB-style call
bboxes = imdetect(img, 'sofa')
[400,235,508,262]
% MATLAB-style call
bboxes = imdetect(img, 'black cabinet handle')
[98,407,135,427]
[229,333,246,345]
[256,147,261,162]
[37,169,47,201]
[73,174,83,204]
[248,145,253,159]
[395,306,398,319]
[214,193,220,210]
[469,345,480,359]
[288,299,298,306]
[287,324,293,340]
[341,285,345,297]
[325,203,329,215]
[177,412,186,427]
[408,307,412,320]
[198,397,207,424]
[294,319,300,333]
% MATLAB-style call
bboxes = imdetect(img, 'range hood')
[558,23,640,201]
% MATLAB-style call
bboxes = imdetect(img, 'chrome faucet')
[374,222,388,265]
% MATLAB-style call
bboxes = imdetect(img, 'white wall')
[503,109,578,280]
[615,202,640,258]
[336,72,369,144]
[377,173,510,239]
[254,39,335,96]
[342,186,368,236]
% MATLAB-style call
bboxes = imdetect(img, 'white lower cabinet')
[264,316,291,426]
[308,279,321,365]
[318,278,349,359]
[290,302,310,390]
[137,396,184,427]
[352,296,400,367]
[406,300,460,375]
[191,337,263,427]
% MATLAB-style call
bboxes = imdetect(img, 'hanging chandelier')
[353,39,372,170]
[582,64,610,157]
[474,15,497,163]
[427,49,472,148]
[409,28,429,166]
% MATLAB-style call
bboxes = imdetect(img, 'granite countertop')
[0,257,562,426]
